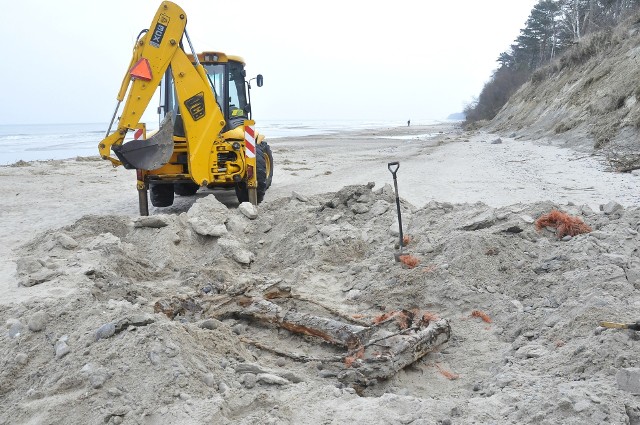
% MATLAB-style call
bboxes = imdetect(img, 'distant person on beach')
[407,120,410,127]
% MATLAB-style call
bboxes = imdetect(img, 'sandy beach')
[2,123,636,303]
[2,123,640,424]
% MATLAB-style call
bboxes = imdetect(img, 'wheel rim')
[263,151,272,179]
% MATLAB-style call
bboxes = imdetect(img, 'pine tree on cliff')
[464,0,640,125]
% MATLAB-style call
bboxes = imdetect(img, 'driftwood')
[234,298,374,349]
[239,337,338,363]
[154,296,203,319]
[261,287,372,327]
[227,298,451,385]
[603,145,640,172]
[155,292,451,386]
[340,318,451,385]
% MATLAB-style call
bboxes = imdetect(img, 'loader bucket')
[112,113,174,170]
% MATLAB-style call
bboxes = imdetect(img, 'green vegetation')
[464,0,640,125]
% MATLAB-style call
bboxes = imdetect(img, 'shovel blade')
[113,113,174,170]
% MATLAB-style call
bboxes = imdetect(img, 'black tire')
[261,142,274,189]
[150,183,174,207]
[174,182,199,196]
[255,143,268,203]
[234,143,270,204]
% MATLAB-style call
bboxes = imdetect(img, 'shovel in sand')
[388,162,405,261]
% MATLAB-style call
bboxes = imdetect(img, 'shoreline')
[0,120,457,166]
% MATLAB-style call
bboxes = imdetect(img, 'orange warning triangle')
[130,58,152,81]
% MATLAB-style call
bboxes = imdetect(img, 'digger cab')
[161,52,262,137]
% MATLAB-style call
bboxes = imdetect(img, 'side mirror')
[256,74,263,87]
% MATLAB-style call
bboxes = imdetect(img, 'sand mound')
[2,184,640,424]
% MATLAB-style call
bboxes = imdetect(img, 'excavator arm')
[98,1,225,185]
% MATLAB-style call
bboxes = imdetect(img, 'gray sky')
[1,0,538,125]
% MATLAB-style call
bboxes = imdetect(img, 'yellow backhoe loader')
[98,1,273,215]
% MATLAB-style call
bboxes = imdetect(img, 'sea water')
[0,119,439,166]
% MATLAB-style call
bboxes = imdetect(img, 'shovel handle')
[388,162,400,175]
